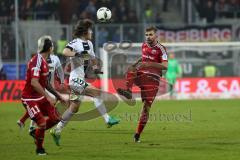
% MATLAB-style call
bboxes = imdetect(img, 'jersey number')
[31,106,40,115]
[27,105,40,118]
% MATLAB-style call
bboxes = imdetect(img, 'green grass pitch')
[1,99,240,160]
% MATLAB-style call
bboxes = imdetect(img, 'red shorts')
[21,97,60,126]
[134,72,159,105]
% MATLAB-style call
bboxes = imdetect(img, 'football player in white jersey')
[50,19,120,146]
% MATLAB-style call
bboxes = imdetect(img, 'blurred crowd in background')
[195,0,240,23]
[1,0,240,24]
[0,0,138,24]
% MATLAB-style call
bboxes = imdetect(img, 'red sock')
[136,104,151,135]
[35,128,45,149]
[45,118,59,130]
[19,111,29,124]
[126,71,135,90]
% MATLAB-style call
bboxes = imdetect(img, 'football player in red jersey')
[117,26,168,142]
[17,45,66,130]
[21,35,63,155]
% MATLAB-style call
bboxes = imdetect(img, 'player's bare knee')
[72,107,79,113]
[70,102,80,113]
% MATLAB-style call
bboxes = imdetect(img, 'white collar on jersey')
[146,41,159,48]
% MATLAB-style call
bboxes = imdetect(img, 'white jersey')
[66,38,95,80]
[48,54,64,87]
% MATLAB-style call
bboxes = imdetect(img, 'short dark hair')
[41,39,53,53]
[145,26,157,33]
[73,19,94,38]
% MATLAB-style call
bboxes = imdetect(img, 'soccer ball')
[97,7,112,22]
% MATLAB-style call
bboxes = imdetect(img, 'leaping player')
[117,26,168,142]
[50,19,120,146]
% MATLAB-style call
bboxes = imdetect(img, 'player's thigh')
[41,100,61,122]
[84,85,101,97]
[22,100,46,127]
[133,73,143,86]
[140,77,159,105]
[141,85,158,99]
[69,77,88,94]
[84,85,117,103]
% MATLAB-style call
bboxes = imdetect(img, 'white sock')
[29,120,35,131]
[55,108,74,133]
[93,98,110,123]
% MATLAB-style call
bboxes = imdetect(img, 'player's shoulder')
[87,40,93,45]
[50,54,60,63]
[50,54,59,60]
[68,38,80,45]
[70,38,92,46]
[75,38,91,43]
[142,42,148,48]
[156,41,166,49]
[28,54,43,67]
[66,38,81,51]
[156,42,167,52]
[30,53,42,62]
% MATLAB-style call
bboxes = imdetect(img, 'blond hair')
[37,35,53,53]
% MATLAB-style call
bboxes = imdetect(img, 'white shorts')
[69,77,88,101]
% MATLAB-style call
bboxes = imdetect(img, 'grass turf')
[0,99,240,160]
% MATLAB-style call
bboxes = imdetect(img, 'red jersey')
[22,53,49,99]
[139,42,168,76]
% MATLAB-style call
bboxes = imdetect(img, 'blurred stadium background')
[1,0,240,100]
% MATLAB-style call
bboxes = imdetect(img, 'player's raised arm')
[63,47,76,57]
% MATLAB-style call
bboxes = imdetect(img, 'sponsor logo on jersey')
[143,54,154,60]
[152,49,156,54]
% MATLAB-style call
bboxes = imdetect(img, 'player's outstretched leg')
[117,88,132,99]
[93,97,119,128]
[134,102,151,143]
[50,100,80,146]
[117,68,136,99]
[85,86,120,127]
